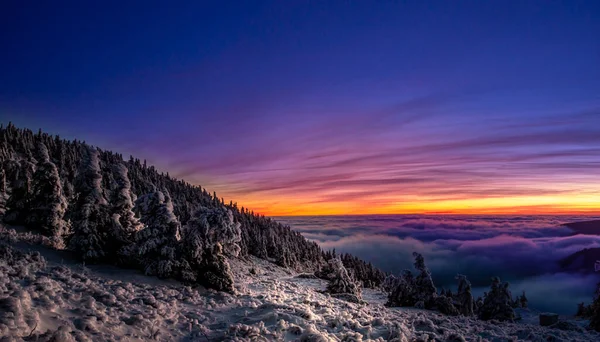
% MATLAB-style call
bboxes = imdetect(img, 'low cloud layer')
[279,215,600,314]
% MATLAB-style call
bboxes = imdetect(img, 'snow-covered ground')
[1,236,598,341]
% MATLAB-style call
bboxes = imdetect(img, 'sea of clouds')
[277,215,600,314]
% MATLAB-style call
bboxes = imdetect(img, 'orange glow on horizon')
[189,166,600,218]
[212,190,600,217]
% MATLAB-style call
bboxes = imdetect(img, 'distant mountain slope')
[562,220,600,236]
[558,220,600,273]
[0,123,385,290]
[559,247,600,274]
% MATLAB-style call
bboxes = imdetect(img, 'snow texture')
[0,237,598,342]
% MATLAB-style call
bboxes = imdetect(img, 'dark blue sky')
[1,1,599,214]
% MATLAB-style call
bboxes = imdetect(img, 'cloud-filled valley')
[278,215,600,314]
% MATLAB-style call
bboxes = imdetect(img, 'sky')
[1,1,599,215]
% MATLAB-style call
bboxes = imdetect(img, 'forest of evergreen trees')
[0,124,385,292]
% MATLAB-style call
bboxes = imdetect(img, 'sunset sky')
[1,1,599,215]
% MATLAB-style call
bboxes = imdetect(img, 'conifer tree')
[0,167,7,216]
[519,291,528,308]
[325,257,362,300]
[68,146,112,262]
[26,142,69,247]
[386,269,417,307]
[108,163,142,263]
[3,160,35,224]
[132,190,182,278]
[478,277,516,322]
[179,206,240,292]
[412,252,437,304]
[455,274,474,316]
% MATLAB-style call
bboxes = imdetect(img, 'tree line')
[0,123,385,291]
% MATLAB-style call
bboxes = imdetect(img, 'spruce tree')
[180,206,240,292]
[3,160,35,225]
[108,163,142,264]
[0,167,7,216]
[26,142,69,247]
[131,190,182,278]
[386,269,417,307]
[478,277,516,322]
[325,257,362,300]
[412,252,437,304]
[455,274,474,316]
[68,146,112,262]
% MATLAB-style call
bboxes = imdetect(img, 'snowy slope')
[1,229,598,342]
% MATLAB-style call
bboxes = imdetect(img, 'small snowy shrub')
[387,253,438,308]
[478,277,516,322]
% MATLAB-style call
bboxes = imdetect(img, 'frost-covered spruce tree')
[412,252,437,305]
[434,295,459,316]
[455,274,474,316]
[26,142,69,247]
[386,269,417,307]
[478,277,515,322]
[179,206,240,292]
[0,168,7,217]
[519,291,528,308]
[183,206,241,257]
[108,163,142,264]
[3,160,35,225]
[325,257,362,300]
[131,190,182,278]
[68,146,112,262]
[201,242,236,293]
[387,253,440,309]
[474,296,483,312]
[382,274,400,293]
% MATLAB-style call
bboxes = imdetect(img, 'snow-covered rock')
[539,312,559,326]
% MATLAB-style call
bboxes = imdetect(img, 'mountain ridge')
[562,220,600,236]
[0,123,385,291]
